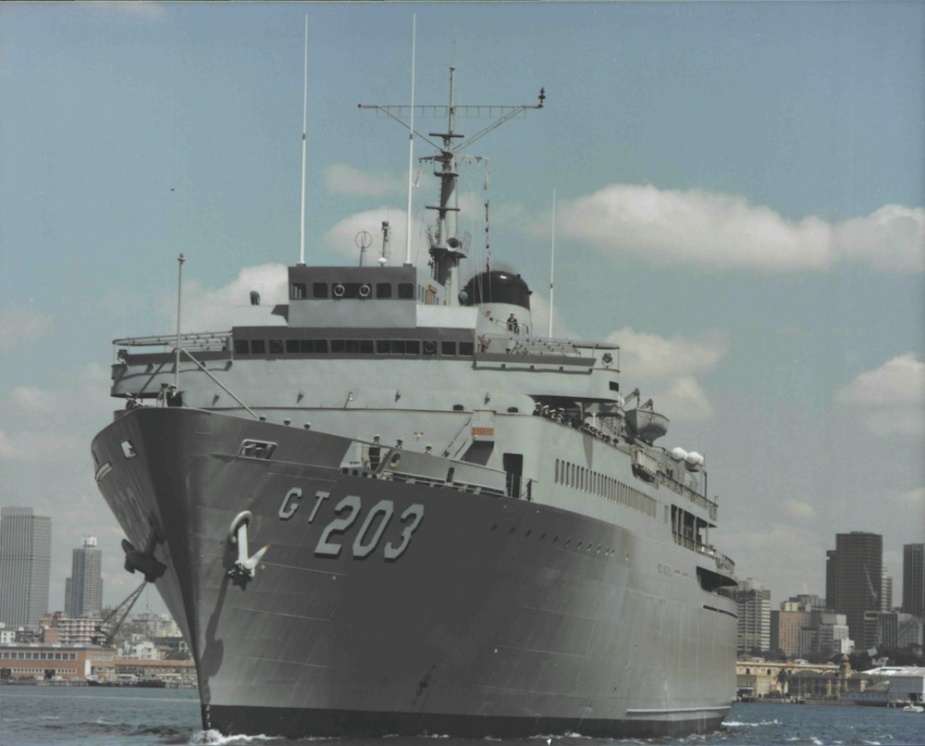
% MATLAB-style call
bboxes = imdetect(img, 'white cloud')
[11,386,57,413]
[0,430,26,460]
[87,1,166,20]
[513,185,924,273]
[606,327,729,380]
[648,376,713,420]
[558,185,835,272]
[785,499,816,522]
[0,308,52,351]
[325,164,404,197]
[835,354,925,436]
[899,486,925,507]
[835,353,925,405]
[174,263,289,331]
[321,208,421,262]
[833,204,925,273]
[600,328,727,421]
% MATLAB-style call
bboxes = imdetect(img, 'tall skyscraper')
[720,577,771,654]
[903,543,925,617]
[0,507,52,628]
[827,532,883,648]
[65,536,103,618]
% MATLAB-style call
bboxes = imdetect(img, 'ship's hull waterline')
[92,408,735,738]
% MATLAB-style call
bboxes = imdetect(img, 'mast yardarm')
[359,70,544,305]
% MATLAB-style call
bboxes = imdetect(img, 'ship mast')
[360,69,544,305]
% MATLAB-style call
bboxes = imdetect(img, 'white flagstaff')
[404,15,416,267]
[299,15,308,266]
[548,188,556,338]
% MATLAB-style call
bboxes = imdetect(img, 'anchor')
[227,511,270,588]
[121,532,166,583]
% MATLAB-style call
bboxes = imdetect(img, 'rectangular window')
[290,283,306,299]
[398,283,415,299]
[441,341,457,355]
[345,339,360,354]
[376,283,392,299]
[312,283,328,299]
[331,339,346,353]
[299,339,314,353]
[376,340,390,354]
[390,340,405,354]
[313,339,329,353]
[233,340,249,355]
[405,340,420,355]
[459,341,474,356]
[359,340,374,354]
[285,339,300,354]
[251,339,266,354]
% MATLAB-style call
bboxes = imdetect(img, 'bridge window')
[376,283,392,299]
[312,283,328,298]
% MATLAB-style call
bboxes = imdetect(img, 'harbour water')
[2,687,923,746]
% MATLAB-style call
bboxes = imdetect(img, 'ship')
[91,66,738,739]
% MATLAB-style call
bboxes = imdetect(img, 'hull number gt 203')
[278,488,424,561]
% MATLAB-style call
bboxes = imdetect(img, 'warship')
[91,67,738,739]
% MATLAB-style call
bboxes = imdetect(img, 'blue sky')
[1,1,923,620]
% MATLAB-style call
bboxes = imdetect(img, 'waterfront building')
[734,658,863,700]
[64,536,103,618]
[827,532,883,647]
[721,578,771,654]
[0,642,114,682]
[903,543,925,618]
[0,507,52,629]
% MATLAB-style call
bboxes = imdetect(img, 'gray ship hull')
[92,407,735,738]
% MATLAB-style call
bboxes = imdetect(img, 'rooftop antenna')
[404,15,416,266]
[380,221,391,265]
[548,188,556,338]
[298,15,308,266]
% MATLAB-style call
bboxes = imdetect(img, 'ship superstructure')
[91,67,737,739]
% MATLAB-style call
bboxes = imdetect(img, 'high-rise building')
[827,532,883,647]
[902,543,925,617]
[64,537,103,618]
[720,578,771,654]
[881,569,893,612]
[0,507,52,629]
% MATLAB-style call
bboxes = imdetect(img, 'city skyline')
[1,3,923,616]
